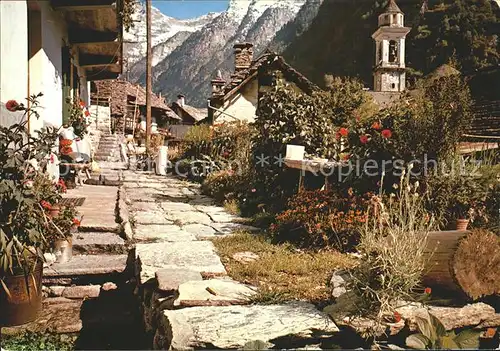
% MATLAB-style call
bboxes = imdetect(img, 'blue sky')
[152,0,229,19]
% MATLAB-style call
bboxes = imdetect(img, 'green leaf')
[429,312,447,338]
[415,315,437,343]
[406,334,431,349]
[453,329,481,349]
[440,334,459,349]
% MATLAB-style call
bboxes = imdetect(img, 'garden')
[172,72,499,349]
[0,95,83,330]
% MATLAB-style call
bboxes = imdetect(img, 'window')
[388,40,398,63]
[391,83,396,89]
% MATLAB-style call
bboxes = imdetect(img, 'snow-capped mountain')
[123,3,219,65]
[126,0,307,107]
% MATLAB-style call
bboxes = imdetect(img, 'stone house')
[170,94,207,125]
[0,0,125,134]
[92,80,180,134]
[208,43,318,124]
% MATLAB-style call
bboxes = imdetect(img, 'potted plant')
[0,94,59,326]
[45,205,80,264]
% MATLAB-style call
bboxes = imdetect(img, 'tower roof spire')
[385,0,403,13]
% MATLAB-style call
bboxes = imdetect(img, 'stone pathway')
[123,170,339,349]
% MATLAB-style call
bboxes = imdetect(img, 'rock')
[330,269,351,298]
[232,251,259,264]
[102,282,118,291]
[397,302,500,330]
[156,268,203,292]
[211,222,260,236]
[174,279,257,307]
[153,302,338,349]
[62,285,101,299]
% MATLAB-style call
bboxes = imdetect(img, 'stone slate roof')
[93,80,180,120]
[385,0,403,13]
[171,102,207,122]
[468,100,500,139]
[216,52,319,103]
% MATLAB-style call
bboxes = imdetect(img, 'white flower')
[414,181,420,189]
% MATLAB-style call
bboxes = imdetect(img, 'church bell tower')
[372,0,411,92]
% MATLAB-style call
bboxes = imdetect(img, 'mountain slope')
[127,31,193,82]
[123,3,219,65]
[268,0,324,53]
[148,0,306,107]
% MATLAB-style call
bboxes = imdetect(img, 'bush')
[348,167,437,321]
[270,189,372,251]
[253,78,371,210]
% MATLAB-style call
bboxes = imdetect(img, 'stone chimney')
[233,43,253,72]
[211,70,226,96]
[176,94,185,107]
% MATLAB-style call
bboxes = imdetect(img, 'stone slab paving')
[133,224,196,242]
[135,241,226,284]
[155,268,203,292]
[64,185,119,232]
[153,302,339,349]
[174,279,257,307]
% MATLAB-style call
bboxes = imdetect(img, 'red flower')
[315,223,321,230]
[5,100,20,112]
[72,218,81,227]
[485,328,496,338]
[372,121,382,130]
[60,139,73,147]
[60,146,73,155]
[359,135,369,144]
[339,127,349,137]
[342,154,350,161]
[41,200,52,210]
[394,311,402,323]
[424,287,432,295]
[381,129,392,139]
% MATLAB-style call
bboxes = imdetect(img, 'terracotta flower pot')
[454,218,469,231]
[0,261,43,327]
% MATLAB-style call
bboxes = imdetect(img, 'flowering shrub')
[270,189,372,251]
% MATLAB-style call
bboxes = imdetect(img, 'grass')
[223,199,241,216]
[212,232,357,304]
[1,332,76,351]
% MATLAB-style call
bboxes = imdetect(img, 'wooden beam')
[51,0,115,10]
[85,70,119,81]
[72,40,119,49]
[79,54,116,66]
[69,29,118,44]
[81,63,118,69]
[54,4,115,11]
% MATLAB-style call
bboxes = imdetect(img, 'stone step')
[94,156,112,162]
[95,151,116,157]
[43,254,129,285]
[73,232,127,255]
